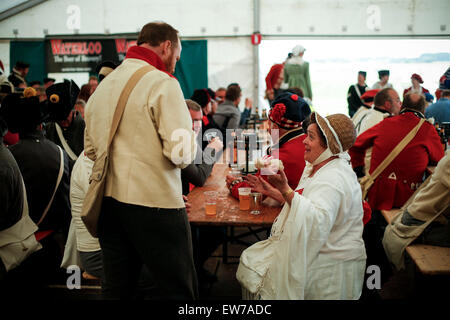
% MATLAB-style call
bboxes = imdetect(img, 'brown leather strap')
[368,118,425,183]
[107,65,155,150]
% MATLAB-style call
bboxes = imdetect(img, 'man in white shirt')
[372,70,393,90]
[357,88,402,136]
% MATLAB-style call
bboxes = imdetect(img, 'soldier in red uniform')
[349,93,444,211]
[226,92,311,205]
[350,93,444,298]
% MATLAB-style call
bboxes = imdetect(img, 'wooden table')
[187,163,281,227]
[187,163,282,263]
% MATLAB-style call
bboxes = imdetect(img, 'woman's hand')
[226,174,238,189]
[245,175,270,196]
[267,169,291,195]
[246,175,285,204]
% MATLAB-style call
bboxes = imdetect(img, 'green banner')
[10,41,46,85]
[174,40,208,98]
[10,39,207,97]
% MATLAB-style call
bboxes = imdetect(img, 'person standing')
[403,73,429,97]
[347,71,368,117]
[372,70,393,90]
[283,45,312,100]
[44,80,83,171]
[84,21,198,299]
[8,61,29,89]
[265,63,284,104]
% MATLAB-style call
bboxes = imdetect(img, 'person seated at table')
[349,92,444,293]
[190,89,221,151]
[182,99,224,285]
[349,92,444,211]
[352,89,379,136]
[226,92,311,206]
[241,112,366,299]
[383,152,450,272]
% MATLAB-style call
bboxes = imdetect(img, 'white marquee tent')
[0,0,449,111]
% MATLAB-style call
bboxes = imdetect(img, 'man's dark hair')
[402,93,426,114]
[374,88,394,108]
[225,85,241,102]
[137,22,179,48]
[442,89,450,98]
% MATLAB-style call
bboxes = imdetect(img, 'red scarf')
[202,115,209,126]
[125,45,175,79]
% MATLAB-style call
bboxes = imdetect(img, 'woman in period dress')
[243,112,366,300]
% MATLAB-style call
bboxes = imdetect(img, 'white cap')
[292,45,306,56]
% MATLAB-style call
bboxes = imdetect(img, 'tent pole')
[253,0,260,114]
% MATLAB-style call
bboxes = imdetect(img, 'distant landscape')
[259,39,450,116]
[312,52,450,64]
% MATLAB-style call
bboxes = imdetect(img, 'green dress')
[284,62,312,100]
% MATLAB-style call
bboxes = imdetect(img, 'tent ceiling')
[0,0,448,39]
[0,0,47,22]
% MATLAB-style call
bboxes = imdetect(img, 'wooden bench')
[382,208,450,276]
[406,245,450,276]
[381,209,401,224]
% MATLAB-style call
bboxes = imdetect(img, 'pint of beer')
[238,187,251,210]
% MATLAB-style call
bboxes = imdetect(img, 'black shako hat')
[15,61,30,69]
[0,93,49,133]
[95,60,118,82]
[378,70,390,78]
[46,79,80,121]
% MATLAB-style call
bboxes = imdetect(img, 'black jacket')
[0,139,23,231]
[9,130,71,232]
[181,143,221,196]
[7,69,26,88]
[44,111,85,170]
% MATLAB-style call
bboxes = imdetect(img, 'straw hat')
[310,112,356,155]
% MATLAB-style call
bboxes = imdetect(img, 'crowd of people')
[0,22,449,300]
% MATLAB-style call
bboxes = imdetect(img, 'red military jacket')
[231,128,306,199]
[349,111,444,210]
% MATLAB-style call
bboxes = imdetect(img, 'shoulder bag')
[360,118,425,200]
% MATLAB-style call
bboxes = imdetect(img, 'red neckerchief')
[125,45,176,79]
[189,183,195,192]
[202,115,209,126]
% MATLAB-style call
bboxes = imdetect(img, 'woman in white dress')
[243,112,367,300]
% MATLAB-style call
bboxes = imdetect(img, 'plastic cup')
[204,191,218,216]
[249,192,262,215]
[238,187,251,210]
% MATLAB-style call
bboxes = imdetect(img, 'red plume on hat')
[411,73,423,84]
[270,103,286,124]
